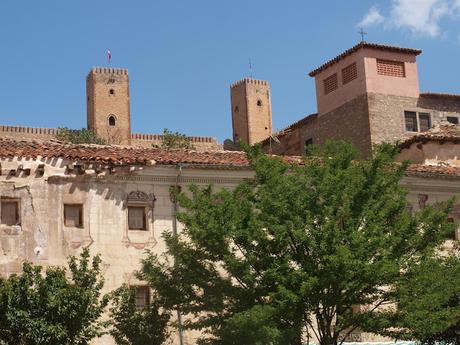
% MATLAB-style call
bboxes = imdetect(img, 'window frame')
[404,110,432,133]
[0,198,20,226]
[63,203,84,228]
[128,206,147,231]
[132,285,151,309]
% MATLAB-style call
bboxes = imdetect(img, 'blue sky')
[1,0,460,142]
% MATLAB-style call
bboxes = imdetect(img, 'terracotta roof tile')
[420,92,460,101]
[399,123,460,149]
[0,138,301,167]
[309,42,422,77]
[406,164,460,178]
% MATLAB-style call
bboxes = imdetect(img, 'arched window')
[109,89,115,95]
[108,115,116,126]
[257,99,263,106]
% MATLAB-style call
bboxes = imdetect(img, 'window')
[377,59,405,77]
[133,286,150,309]
[257,100,263,106]
[234,106,239,113]
[109,89,115,95]
[108,115,116,126]
[342,62,358,85]
[447,116,459,124]
[64,204,83,228]
[323,73,338,94]
[128,206,146,230]
[305,138,313,146]
[404,111,417,132]
[404,111,431,132]
[1,199,20,226]
[419,113,431,132]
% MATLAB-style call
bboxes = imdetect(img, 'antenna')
[358,28,367,42]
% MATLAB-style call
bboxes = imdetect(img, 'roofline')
[308,42,422,77]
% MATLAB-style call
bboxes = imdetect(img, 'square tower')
[86,67,131,145]
[230,78,272,145]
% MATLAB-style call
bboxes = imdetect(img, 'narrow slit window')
[108,115,116,126]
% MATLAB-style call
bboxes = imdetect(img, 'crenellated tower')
[230,78,272,145]
[86,67,131,145]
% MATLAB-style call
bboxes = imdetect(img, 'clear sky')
[1,0,460,142]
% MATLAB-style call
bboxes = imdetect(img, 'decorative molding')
[126,190,156,203]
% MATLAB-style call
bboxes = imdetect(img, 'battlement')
[88,67,129,77]
[0,125,58,136]
[131,133,217,143]
[230,78,269,88]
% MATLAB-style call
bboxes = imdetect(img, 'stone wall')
[368,93,460,145]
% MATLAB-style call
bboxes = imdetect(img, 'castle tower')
[230,78,272,145]
[86,67,131,145]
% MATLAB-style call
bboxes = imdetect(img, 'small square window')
[133,286,150,309]
[64,204,83,228]
[404,111,417,132]
[447,116,459,124]
[128,206,147,230]
[1,199,20,226]
[419,113,431,132]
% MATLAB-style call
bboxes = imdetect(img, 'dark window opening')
[1,199,20,226]
[109,89,115,95]
[257,100,263,106]
[419,113,431,132]
[305,138,313,146]
[447,116,459,124]
[133,286,150,309]
[64,204,83,228]
[234,106,239,113]
[108,115,116,126]
[128,206,147,230]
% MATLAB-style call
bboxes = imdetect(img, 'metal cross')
[358,27,367,42]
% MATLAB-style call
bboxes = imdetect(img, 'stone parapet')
[0,125,58,140]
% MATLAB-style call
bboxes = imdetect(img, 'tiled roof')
[1,139,460,178]
[420,92,460,101]
[258,113,318,145]
[399,123,460,149]
[0,138,301,168]
[309,42,422,77]
[406,164,460,178]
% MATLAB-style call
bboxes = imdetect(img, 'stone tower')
[230,78,272,145]
[86,67,131,145]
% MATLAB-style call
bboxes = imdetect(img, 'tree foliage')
[367,255,460,344]
[0,249,109,345]
[153,128,194,150]
[108,285,170,345]
[140,141,455,345]
[56,127,106,145]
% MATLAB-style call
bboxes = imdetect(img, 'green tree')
[108,285,170,345]
[56,127,106,145]
[367,255,460,344]
[139,141,454,345]
[153,128,194,150]
[0,249,109,345]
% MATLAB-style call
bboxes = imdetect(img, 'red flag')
[107,50,112,64]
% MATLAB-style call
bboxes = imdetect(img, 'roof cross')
[358,27,367,42]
